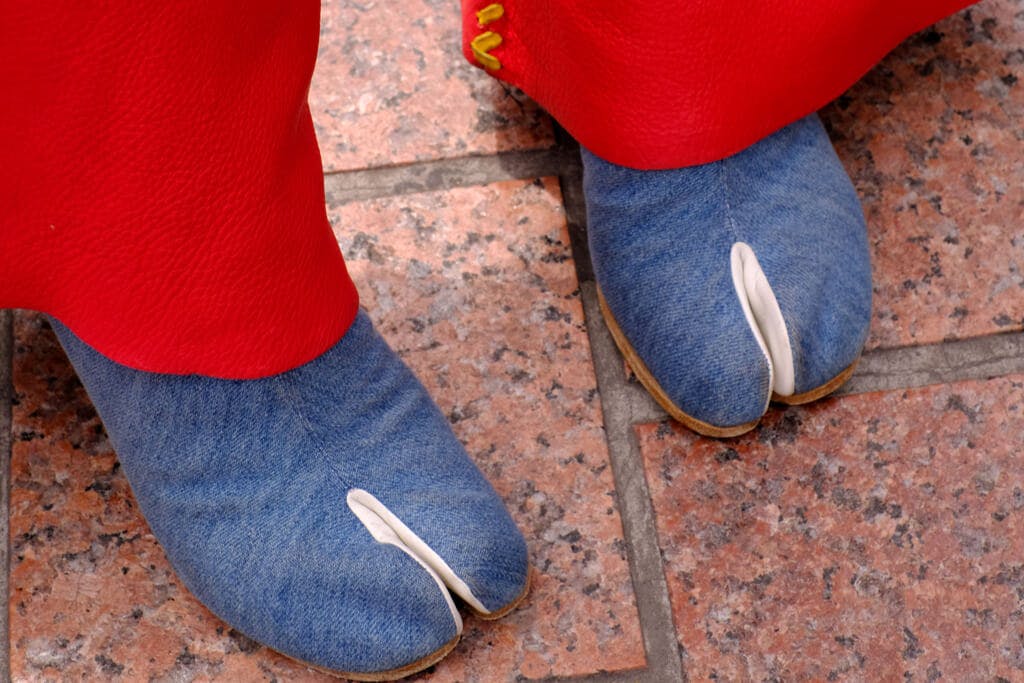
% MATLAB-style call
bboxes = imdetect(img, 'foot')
[583,113,872,437]
[50,310,529,680]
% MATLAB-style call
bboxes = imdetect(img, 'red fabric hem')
[462,0,976,169]
[1,0,360,379]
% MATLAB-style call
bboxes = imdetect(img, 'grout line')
[577,283,685,683]
[559,148,685,681]
[836,331,1024,397]
[553,154,593,283]
[323,147,580,205]
[0,310,12,683]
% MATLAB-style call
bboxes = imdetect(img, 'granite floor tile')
[822,0,1024,351]
[640,375,1024,681]
[7,178,644,681]
[310,0,554,173]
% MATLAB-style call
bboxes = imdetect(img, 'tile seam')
[559,142,685,681]
[323,147,579,206]
[836,331,1024,397]
[575,282,686,683]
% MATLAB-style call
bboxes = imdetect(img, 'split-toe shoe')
[51,309,529,680]
[583,113,872,437]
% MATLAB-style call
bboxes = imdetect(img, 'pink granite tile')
[310,1,554,172]
[640,375,1024,680]
[7,178,644,681]
[822,0,1024,350]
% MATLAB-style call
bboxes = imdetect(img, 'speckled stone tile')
[7,178,643,681]
[640,375,1024,681]
[309,0,554,172]
[822,0,1024,350]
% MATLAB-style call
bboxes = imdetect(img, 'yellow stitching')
[476,3,504,26]
[471,31,502,70]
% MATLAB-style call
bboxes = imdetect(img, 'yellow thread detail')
[471,31,502,70]
[476,3,504,26]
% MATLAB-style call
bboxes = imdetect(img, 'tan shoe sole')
[597,287,856,438]
[771,358,858,405]
[597,288,760,438]
[303,633,462,682]
[470,568,532,621]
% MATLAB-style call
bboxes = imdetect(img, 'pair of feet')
[50,113,870,679]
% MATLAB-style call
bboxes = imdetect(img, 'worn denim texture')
[583,113,872,428]
[51,310,528,675]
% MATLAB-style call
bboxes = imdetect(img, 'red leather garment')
[462,0,976,169]
[0,1,358,378]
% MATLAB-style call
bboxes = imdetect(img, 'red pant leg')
[0,1,358,378]
[462,0,976,169]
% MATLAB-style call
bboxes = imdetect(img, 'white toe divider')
[346,489,490,622]
[730,242,796,397]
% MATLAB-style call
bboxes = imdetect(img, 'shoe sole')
[596,287,855,438]
[470,568,532,621]
[770,357,858,406]
[303,633,462,682]
[279,569,531,681]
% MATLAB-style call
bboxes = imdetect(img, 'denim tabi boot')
[583,113,872,437]
[50,310,529,680]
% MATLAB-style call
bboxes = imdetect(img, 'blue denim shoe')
[50,310,529,680]
[583,113,871,437]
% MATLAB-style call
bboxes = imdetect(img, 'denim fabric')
[583,113,871,427]
[51,310,528,675]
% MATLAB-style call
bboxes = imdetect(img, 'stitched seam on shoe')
[720,160,775,407]
[273,373,359,492]
[271,373,495,618]
[719,161,743,247]
[271,374,466,633]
